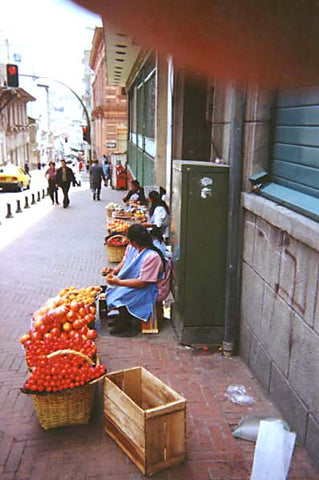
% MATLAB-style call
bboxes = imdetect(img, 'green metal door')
[171,160,229,345]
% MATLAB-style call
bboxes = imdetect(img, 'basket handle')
[47,349,94,365]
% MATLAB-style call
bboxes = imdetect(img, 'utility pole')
[20,73,92,161]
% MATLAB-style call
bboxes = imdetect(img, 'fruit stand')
[20,286,107,429]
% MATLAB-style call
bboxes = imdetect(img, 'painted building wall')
[89,28,127,162]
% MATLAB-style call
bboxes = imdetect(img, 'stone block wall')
[240,193,319,465]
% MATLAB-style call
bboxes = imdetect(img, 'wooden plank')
[105,418,146,475]
[142,368,185,404]
[146,400,186,419]
[145,410,186,475]
[104,381,144,428]
[104,397,145,451]
[142,306,159,334]
[123,367,142,407]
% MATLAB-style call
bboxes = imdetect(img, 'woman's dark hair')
[150,225,164,244]
[131,179,140,188]
[148,190,170,217]
[127,223,166,269]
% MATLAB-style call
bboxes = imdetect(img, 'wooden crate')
[103,366,186,476]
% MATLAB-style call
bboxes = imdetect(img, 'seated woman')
[103,224,166,335]
[123,179,147,205]
[143,190,170,243]
[150,226,171,303]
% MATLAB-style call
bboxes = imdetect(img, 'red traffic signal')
[6,64,19,88]
[82,125,91,144]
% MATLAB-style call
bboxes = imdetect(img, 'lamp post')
[37,83,52,162]
[21,73,92,161]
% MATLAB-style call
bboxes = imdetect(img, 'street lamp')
[21,73,92,161]
[37,83,53,162]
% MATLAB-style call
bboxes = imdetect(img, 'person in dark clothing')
[55,159,78,208]
[89,159,106,200]
[45,161,59,205]
[103,158,112,187]
[123,179,147,205]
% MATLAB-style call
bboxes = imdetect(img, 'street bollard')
[37,191,41,202]
[42,189,45,199]
[6,203,13,218]
[16,200,22,213]
[24,196,30,209]
[31,193,36,205]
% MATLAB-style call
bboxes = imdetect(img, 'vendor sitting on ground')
[122,179,147,205]
[102,224,167,335]
[142,190,170,244]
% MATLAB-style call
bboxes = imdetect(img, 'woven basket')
[105,234,128,263]
[107,207,114,219]
[23,350,105,430]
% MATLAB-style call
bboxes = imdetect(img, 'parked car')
[0,164,31,192]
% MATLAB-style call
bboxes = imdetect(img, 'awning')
[74,0,319,89]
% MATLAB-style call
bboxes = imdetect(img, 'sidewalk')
[0,175,318,480]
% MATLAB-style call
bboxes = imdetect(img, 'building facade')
[101,21,319,464]
[89,27,127,162]
[0,85,36,167]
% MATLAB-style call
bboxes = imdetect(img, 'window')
[254,85,319,222]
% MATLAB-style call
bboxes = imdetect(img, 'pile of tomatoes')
[22,352,105,393]
[21,285,106,394]
[107,235,129,247]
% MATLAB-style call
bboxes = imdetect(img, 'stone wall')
[240,193,319,465]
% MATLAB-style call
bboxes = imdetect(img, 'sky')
[0,0,102,147]
[0,0,102,92]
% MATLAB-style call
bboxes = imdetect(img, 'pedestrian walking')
[45,161,59,205]
[55,159,78,208]
[103,157,112,187]
[24,161,31,176]
[89,159,106,201]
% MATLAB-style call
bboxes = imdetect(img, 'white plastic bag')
[224,385,255,405]
[233,414,290,442]
[250,420,296,480]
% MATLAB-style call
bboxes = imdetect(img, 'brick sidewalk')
[0,177,318,480]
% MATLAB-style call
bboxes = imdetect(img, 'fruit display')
[133,210,147,222]
[20,285,106,396]
[22,351,105,393]
[107,235,129,247]
[106,219,130,233]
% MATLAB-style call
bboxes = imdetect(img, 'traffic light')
[6,64,19,87]
[82,125,91,144]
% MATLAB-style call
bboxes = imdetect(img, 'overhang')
[103,21,140,88]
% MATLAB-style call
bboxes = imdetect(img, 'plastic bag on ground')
[232,414,291,442]
[250,420,296,480]
[224,385,255,405]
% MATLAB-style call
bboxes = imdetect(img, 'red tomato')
[86,329,97,340]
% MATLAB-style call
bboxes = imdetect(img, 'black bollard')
[6,203,13,218]
[24,196,30,209]
[31,193,36,205]
[37,191,41,202]
[16,200,22,213]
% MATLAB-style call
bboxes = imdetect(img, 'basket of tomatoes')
[104,233,129,263]
[21,349,106,430]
